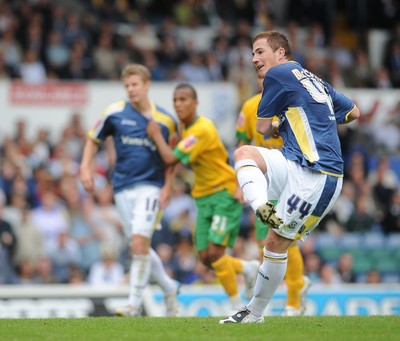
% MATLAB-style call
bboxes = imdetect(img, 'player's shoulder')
[154,104,174,118]
[186,116,215,135]
[197,116,215,128]
[154,104,177,123]
[153,103,178,134]
[268,61,300,78]
[101,100,126,117]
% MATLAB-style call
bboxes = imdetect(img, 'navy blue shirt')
[88,100,178,193]
[258,61,356,177]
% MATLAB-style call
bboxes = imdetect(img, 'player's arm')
[256,74,282,136]
[160,165,175,209]
[325,81,361,124]
[256,117,279,136]
[147,120,179,166]
[80,138,100,193]
[344,105,360,123]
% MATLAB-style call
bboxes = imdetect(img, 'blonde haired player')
[236,74,311,316]
[80,64,180,317]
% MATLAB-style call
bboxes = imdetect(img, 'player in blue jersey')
[220,31,360,324]
[80,64,180,317]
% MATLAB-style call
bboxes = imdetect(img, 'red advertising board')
[10,83,88,106]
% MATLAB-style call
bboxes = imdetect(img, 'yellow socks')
[211,254,239,298]
[225,255,244,274]
[285,244,305,309]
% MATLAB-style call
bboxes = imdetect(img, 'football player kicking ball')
[147,83,260,310]
[236,73,311,316]
[220,31,359,324]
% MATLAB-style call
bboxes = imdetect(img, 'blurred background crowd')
[0,0,400,288]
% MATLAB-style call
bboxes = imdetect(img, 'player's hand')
[271,120,280,139]
[159,185,172,209]
[80,166,94,193]
[146,120,161,138]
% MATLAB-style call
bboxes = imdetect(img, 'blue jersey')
[88,100,178,193]
[258,61,356,177]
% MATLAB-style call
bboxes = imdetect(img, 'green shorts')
[255,200,278,241]
[194,190,243,251]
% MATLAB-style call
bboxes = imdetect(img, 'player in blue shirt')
[80,64,180,317]
[220,31,360,324]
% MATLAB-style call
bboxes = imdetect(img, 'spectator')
[65,192,101,273]
[319,264,343,285]
[345,196,376,232]
[0,194,17,283]
[304,252,322,283]
[380,190,400,234]
[67,264,86,285]
[45,30,70,77]
[30,190,69,253]
[35,257,59,284]
[89,184,125,261]
[366,269,382,284]
[31,128,52,168]
[47,230,81,283]
[19,49,47,84]
[14,259,38,285]
[337,253,356,283]
[0,29,23,69]
[178,52,211,82]
[370,156,399,215]
[12,205,44,268]
[175,237,197,284]
[87,244,125,286]
[93,32,118,79]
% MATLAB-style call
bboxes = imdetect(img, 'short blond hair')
[121,64,151,81]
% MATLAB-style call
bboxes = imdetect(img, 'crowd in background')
[0,0,399,102]
[1,0,400,288]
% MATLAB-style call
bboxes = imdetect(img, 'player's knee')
[265,230,292,254]
[233,145,254,162]
[198,252,211,268]
[131,235,150,255]
[207,249,225,264]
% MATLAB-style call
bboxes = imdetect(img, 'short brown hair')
[253,31,293,60]
[121,64,151,81]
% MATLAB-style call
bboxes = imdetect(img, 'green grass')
[1,316,399,341]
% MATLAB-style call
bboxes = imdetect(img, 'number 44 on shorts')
[286,194,311,220]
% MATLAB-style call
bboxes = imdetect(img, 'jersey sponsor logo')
[120,135,156,150]
[182,135,198,149]
[121,119,137,126]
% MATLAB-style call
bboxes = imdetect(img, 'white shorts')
[114,184,162,239]
[255,147,343,241]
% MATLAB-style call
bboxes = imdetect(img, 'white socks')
[128,254,151,306]
[149,248,176,293]
[235,159,269,212]
[128,249,176,307]
[247,248,288,318]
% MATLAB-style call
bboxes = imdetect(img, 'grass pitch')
[1,316,399,341]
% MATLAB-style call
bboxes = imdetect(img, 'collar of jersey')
[184,115,199,129]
